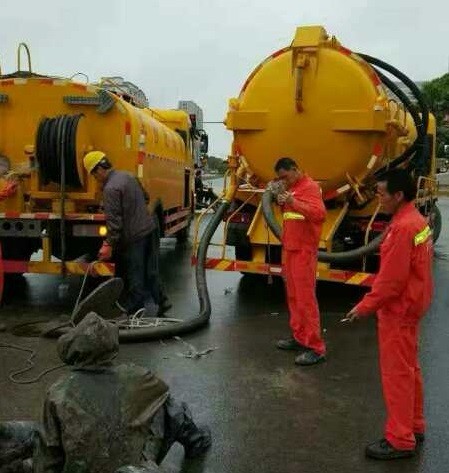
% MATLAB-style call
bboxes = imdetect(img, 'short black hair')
[92,157,113,173]
[274,157,298,172]
[377,168,416,202]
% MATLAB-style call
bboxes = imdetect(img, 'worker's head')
[376,169,416,214]
[57,312,119,368]
[274,157,303,188]
[83,151,113,183]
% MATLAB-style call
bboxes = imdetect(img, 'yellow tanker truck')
[195,25,440,286]
[0,45,207,279]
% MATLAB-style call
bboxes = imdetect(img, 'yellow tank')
[0,48,203,276]
[226,25,424,197]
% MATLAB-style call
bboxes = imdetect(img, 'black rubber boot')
[365,439,415,460]
[276,338,307,351]
[155,397,212,464]
[157,301,173,317]
[183,425,212,459]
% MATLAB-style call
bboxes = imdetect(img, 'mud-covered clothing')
[30,314,210,473]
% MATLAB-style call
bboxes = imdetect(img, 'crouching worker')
[0,313,211,473]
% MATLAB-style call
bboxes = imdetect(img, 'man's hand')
[277,191,293,206]
[341,307,360,323]
[98,242,112,261]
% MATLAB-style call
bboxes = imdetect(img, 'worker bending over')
[83,151,170,317]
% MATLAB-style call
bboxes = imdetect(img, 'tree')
[203,155,228,174]
[421,73,449,158]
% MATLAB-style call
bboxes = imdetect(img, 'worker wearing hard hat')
[344,169,433,460]
[83,151,170,317]
[274,157,327,366]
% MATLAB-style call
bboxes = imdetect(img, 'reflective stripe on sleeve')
[414,226,431,246]
[283,211,305,220]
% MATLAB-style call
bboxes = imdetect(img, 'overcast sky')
[1,0,448,158]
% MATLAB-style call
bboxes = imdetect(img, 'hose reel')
[36,114,85,188]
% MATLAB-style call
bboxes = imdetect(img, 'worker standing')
[344,169,433,460]
[274,157,327,366]
[83,151,170,317]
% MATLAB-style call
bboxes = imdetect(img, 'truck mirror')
[200,134,208,153]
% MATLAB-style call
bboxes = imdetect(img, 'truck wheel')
[430,205,442,243]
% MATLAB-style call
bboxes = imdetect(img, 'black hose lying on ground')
[261,190,383,263]
[117,199,230,341]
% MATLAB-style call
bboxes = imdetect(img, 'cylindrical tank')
[226,26,416,195]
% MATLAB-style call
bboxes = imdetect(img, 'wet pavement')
[1,198,449,473]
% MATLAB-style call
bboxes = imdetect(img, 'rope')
[0,262,95,384]
[0,343,65,385]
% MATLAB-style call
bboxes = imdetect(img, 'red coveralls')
[355,202,433,450]
[281,175,326,355]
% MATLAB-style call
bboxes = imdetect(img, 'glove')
[0,180,18,200]
[98,242,112,261]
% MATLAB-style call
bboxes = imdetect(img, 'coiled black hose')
[36,114,83,188]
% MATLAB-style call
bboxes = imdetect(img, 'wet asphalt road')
[1,198,449,473]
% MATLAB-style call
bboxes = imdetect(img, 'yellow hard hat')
[83,151,106,174]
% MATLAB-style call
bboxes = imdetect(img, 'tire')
[430,204,442,243]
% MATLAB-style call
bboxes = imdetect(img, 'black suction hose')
[357,53,430,177]
[261,190,384,263]
[117,199,230,341]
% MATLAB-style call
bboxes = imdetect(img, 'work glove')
[98,241,112,261]
[0,180,18,200]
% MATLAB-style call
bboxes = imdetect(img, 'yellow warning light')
[99,225,108,237]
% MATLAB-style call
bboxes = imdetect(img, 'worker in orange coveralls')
[344,169,433,460]
[274,157,327,366]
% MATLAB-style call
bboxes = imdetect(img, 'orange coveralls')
[281,175,326,355]
[355,202,433,450]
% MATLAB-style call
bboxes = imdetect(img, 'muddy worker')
[83,151,170,317]
[0,313,212,473]
[344,169,433,460]
[274,157,327,366]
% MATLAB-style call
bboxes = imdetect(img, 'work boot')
[276,338,307,351]
[365,439,415,460]
[415,433,425,445]
[294,350,326,366]
[157,301,173,317]
[184,426,212,459]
